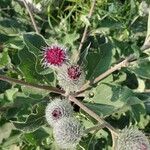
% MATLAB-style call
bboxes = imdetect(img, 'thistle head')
[116,127,150,150]
[57,64,85,93]
[45,98,74,127]
[43,45,67,68]
[53,117,84,149]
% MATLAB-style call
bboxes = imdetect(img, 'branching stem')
[77,55,134,95]
[74,0,96,62]
[0,75,64,95]
[69,95,119,136]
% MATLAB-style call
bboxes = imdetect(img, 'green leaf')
[129,57,150,79]
[126,96,143,106]
[86,41,112,80]
[13,105,45,133]
[6,36,24,50]
[92,17,122,35]
[5,93,42,119]
[79,129,110,150]
[130,103,146,122]
[85,83,133,108]
[144,98,150,114]
[23,33,47,55]
[1,133,21,148]
[84,83,145,118]
[0,18,26,34]
[80,15,90,26]
[23,33,52,75]
[0,33,10,44]
[126,96,146,122]
[0,50,11,69]
[5,88,18,101]
[0,79,11,94]
[83,102,115,117]
[18,47,43,83]
[62,32,80,47]
[24,128,50,146]
[0,123,15,144]
[21,86,49,99]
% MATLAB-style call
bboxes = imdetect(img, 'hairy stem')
[74,0,96,62]
[69,95,119,136]
[23,0,39,33]
[0,75,64,95]
[77,55,133,95]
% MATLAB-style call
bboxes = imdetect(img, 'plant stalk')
[23,0,39,33]
[0,75,64,95]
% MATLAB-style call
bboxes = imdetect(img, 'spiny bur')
[53,117,84,149]
[45,98,74,127]
[116,127,150,150]
[57,64,85,93]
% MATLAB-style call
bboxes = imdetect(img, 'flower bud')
[45,99,74,127]
[116,127,150,150]
[53,117,84,149]
[57,64,85,93]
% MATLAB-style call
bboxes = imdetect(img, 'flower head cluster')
[45,99,84,149]
[116,127,150,150]
[53,117,84,149]
[43,44,85,148]
[45,98,74,127]
[42,44,85,93]
[57,64,85,93]
[43,45,67,68]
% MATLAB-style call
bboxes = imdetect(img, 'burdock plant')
[0,0,150,150]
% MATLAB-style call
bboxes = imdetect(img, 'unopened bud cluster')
[57,64,85,93]
[116,127,150,150]
[45,99,84,149]
[42,44,85,93]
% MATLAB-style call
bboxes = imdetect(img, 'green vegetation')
[0,0,150,150]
